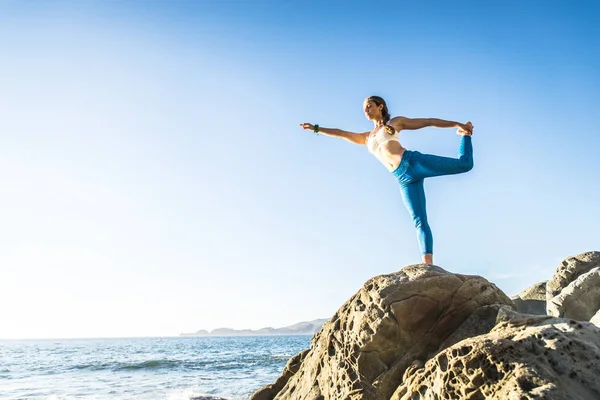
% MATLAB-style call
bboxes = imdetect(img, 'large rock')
[547,267,600,320]
[511,281,547,315]
[436,305,514,352]
[253,265,514,400]
[251,350,309,400]
[546,251,600,302]
[392,316,600,400]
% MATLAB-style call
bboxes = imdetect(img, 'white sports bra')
[367,125,399,154]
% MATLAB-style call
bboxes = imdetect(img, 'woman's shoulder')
[388,116,406,131]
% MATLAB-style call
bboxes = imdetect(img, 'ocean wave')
[189,397,231,400]
[68,359,206,372]
[118,359,186,371]
[65,355,289,373]
[166,388,233,400]
[270,353,293,360]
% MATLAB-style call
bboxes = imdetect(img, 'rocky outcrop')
[393,316,600,400]
[546,252,600,304]
[253,251,600,400]
[251,350,309,400]
[253,265,514,400]
[435,305,514,352]
[547,267,600,320]
[511,281,547,315]
[545,252,600,323]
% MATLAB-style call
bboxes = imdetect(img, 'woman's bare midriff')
[376,141,407,172]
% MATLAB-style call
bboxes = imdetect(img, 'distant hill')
[180,318,329,337]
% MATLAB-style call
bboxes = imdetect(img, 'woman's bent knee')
[462,159,474,172]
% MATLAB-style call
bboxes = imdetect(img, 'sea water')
[0,335,312,399]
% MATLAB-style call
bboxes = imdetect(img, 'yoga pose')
[300,96,474,265]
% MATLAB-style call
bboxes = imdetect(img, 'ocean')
[0,335,312,400]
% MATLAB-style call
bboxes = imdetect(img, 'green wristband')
[313,124,319,134]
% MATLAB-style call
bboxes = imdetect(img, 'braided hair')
[367,96,395,135]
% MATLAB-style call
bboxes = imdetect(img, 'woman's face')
[363,99,382,121]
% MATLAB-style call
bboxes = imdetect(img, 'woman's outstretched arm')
[299,123,368,145]
[389,117,472,133]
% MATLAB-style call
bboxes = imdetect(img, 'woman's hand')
[457,121,474,135]
[299,123,315,131]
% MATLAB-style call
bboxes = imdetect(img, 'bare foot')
[457,121,474,136]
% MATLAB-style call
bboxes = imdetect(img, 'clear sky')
[1,0,599,339]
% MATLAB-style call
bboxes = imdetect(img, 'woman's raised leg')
[408,136,473,181]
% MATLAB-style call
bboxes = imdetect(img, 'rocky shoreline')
[251,251,600,400]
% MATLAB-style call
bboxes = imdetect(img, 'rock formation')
[546,252,600,312]
[547,267,600,321]
[252,265,514,400]
[511,281,547,315]
[393,316,600,399]
[252,251,600,399]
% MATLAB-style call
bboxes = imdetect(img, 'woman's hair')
[368,95,395,134]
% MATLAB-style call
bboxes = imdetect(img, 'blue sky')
[1,0,599,339]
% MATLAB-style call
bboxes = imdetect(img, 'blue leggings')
[392,136,473,255]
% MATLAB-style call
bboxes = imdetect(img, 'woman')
[300,96,474,265]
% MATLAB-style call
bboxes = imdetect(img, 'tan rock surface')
[253,265,514,400]
[511,281,547,315]
[251,350,309,400]
[392,316,600,400]
[436,305,515,353]
[546,251,600,302]
[547,267,600,320]
[518,282,547,301]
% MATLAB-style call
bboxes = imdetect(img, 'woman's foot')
[422,253,433,265]
[457,121,474,136]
